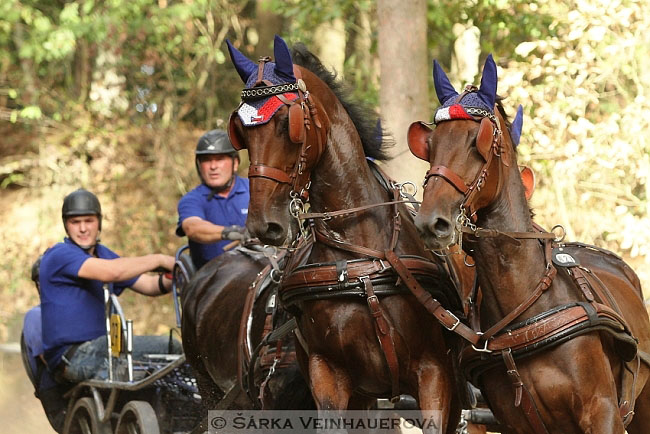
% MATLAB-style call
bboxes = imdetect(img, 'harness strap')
[281,256,442,291]
[480,240,556,342]
[384,250,480,345]
[361,276,400,400]
[502,349,550,434]
[314,229,386,259]
[462,226,558,242]
[249,164,292,184]
[300,200,417,220]
[238,263,271,390]
[311,186,404,259]
[425,166,469,194]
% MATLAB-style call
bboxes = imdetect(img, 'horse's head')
[226,36,330,245]
[410,55,527,250]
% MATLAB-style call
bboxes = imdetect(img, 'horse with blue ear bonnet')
[409,53,650,434]
[226,35,475,432]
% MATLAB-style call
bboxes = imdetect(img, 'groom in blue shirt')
[176,129,249,269]
[39,188,180,383]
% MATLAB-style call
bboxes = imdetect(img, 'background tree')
[377,0,430,185]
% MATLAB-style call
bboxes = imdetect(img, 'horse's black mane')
[290,43,391,161]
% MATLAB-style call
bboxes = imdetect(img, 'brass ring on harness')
[396,181,417,199]
[270,268,282,284]
[551,224,566,243]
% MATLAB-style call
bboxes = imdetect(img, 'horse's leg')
[308,353,352,410]
[415,352,456,434]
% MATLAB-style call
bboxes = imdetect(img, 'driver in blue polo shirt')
[176,129,249,269]
[39,188,180,383]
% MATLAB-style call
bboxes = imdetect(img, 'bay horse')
[408,55,650,433]
[226,35,468,433]
[181,245,314,430]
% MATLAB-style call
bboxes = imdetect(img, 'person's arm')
[181,216,226,243]
[182,217,245,243]
[77,254,174,283]
[129,273,171,296]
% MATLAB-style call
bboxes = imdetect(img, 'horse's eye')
[276,115,289,137]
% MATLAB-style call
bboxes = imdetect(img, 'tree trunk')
[377,0,429,190]
[254,0,285,57]
[314,18,346,76]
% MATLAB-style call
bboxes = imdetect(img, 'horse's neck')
[307,131,403,257]
[472,167,557,322]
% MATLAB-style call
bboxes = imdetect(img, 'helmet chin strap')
[206,173,236,200]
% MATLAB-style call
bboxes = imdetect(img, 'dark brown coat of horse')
[227,36,463,433]
[410,55,650,434]
[181,247,314,429]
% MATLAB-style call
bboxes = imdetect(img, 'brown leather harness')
[280,166,463,401]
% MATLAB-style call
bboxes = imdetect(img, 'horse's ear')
[226,39,257,83]
[476,117,494,160]
[510,104,524,147]
[228,111,246,151]
[477,54,497,109]
[273,35,296,82]
[433,60,458,105]
[520,165,535,200]
[407,121,432,161]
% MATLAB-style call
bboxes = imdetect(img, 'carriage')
[22,251,202,434]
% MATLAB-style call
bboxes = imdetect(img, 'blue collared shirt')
[176,176,249,268]
[39,239,138,369]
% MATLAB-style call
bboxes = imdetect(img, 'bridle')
[228,57,330,210]
[425,92,506,229]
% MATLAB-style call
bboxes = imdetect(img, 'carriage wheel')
[63,397,112,434]
[114,401,160,434]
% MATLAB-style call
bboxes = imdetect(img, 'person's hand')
[221,225,246,241]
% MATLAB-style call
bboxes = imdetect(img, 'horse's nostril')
[266,222,284,240]
[432,217,452,237]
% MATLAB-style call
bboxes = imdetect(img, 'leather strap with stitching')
[384,250,480,345]
[361,276,400,400]
[502,349,550,434]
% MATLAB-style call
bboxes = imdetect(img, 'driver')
[39,188,181,383]
[176,129,249,269]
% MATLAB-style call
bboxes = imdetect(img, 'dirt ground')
[0,349,55,434]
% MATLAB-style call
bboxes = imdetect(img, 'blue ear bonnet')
[244,62,290,89]
[439,92,493,113]
[433,55,498,123]
[227,35,300,127]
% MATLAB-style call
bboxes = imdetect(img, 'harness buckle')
[471,333,492,353]
[443,311,461,331]
[374,259,390,273]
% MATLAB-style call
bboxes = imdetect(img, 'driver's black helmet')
[195,129,238,181]
[196,129,238,157]
[62,188,102,229]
